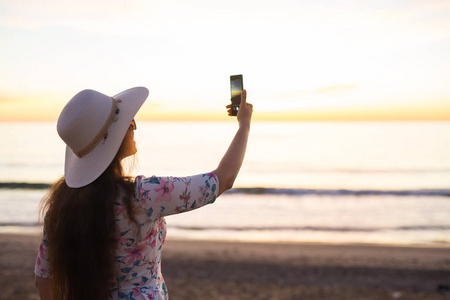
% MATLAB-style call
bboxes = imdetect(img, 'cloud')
[0,0,156,37]
[315,85,358,95]
[370,0,450,44]
[272,84,358,102]
[0,93,22,103]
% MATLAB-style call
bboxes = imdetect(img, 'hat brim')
[64,87,149,188]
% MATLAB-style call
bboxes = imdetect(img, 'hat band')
[73,97,121,158]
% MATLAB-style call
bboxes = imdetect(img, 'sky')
[1,0,450,121]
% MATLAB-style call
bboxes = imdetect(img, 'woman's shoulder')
[133,175,170,196]
[134,175,160,185]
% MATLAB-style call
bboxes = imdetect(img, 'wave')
[225,188,450,197]
[1,182,450,197]
[170,225,450,233]
[0,182,51,189]
[0,221,39,227]
[2,222,449,233]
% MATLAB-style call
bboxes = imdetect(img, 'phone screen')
[230,75,243,116]
[230,75,243,97]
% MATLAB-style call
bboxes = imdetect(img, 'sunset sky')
[1,0,450,121]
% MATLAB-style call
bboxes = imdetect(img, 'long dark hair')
[40,133,137,300]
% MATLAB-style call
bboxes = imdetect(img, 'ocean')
[1,121,449,246]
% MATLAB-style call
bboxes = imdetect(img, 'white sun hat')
[57,87,149,188]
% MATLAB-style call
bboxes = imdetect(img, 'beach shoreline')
[1,233,449,300]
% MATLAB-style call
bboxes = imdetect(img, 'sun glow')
[0,0,449,121]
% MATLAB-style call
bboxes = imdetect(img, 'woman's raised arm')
[214,90,253,196]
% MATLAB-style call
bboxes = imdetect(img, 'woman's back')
[35,174,219,300]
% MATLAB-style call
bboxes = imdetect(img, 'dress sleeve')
[134,172,219,220]
[34,228,51,278]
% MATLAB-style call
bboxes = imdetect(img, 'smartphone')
[230,74,243,116]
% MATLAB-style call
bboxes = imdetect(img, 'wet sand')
[1,233,449,300]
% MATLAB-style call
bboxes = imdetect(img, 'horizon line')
[1,117,450,122]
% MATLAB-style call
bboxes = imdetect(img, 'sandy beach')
[1,233,449,300]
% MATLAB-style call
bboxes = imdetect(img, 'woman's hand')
[227,90,253,128]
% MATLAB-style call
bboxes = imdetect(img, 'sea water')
[0,121,449,246]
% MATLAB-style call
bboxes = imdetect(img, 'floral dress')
[35,172,219,300]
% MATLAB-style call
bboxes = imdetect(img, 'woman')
[34,87,253,300]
